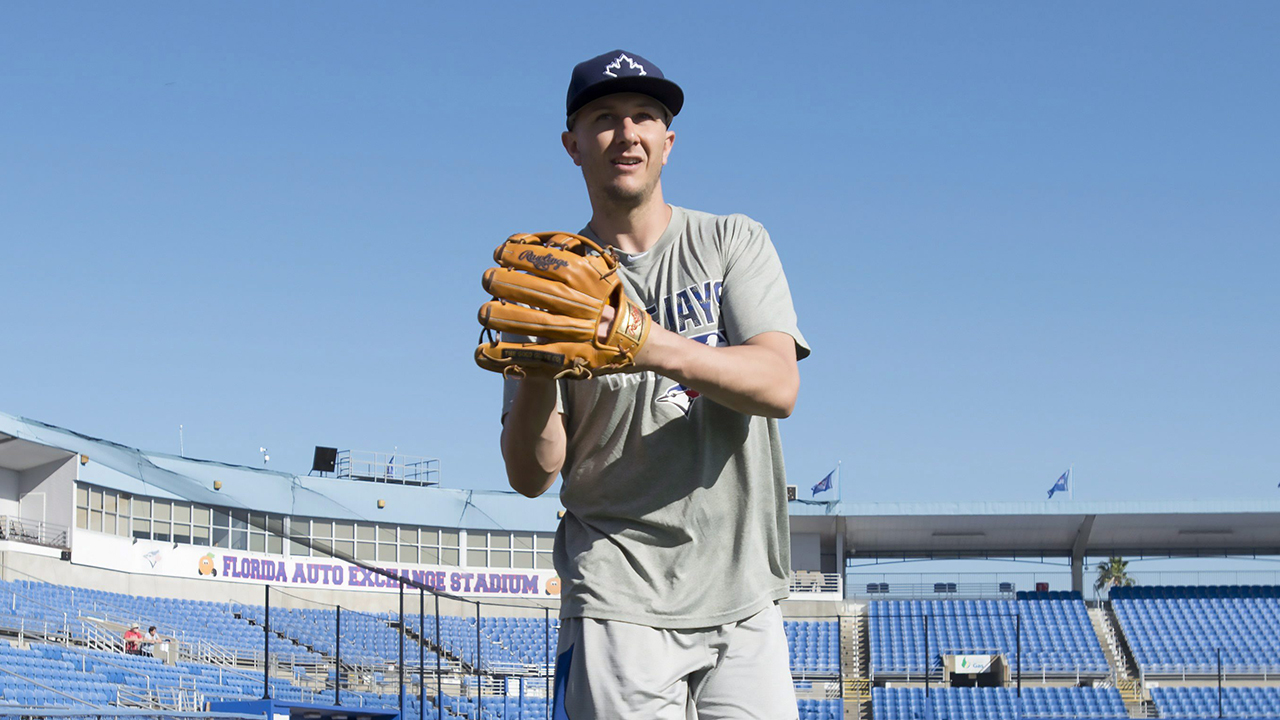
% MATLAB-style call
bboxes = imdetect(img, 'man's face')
[562,93,675,207]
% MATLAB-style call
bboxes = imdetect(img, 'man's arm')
[500,378,566,498]
[636,327,799,418]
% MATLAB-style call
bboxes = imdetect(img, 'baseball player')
[496,49,810,719]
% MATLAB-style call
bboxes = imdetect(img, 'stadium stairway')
[1088,604,1149,717]
[839,608,871,720]
[233,605,464,699]
[394,615,471,674]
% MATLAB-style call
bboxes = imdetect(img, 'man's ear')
[562,131,582,167]
[661,130,675,166]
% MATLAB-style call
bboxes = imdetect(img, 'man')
[499,50,809,719]
[143,625,165,657]
[123,623,143,655]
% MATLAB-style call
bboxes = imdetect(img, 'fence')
[245,582,558,720]
[0,517,69,550]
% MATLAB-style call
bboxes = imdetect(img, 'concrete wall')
[820,533,838,574]
[17,457,76,528]
[0,549,557,617]
[1,549,851,620]
[792,532,822,571]
[0,467,18,518]
[780,599,856,619]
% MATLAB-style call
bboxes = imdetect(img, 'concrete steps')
[1088,604,1149,718]
[840,607,872,720]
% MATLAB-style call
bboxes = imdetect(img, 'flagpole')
[1069,465,1074,500]
[836,461,842,503]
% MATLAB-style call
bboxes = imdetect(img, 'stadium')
[2,408,1278,720]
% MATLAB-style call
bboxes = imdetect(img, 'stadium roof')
[0,410,563,532]
[6,409,1280,560]
[791,499,1280,559]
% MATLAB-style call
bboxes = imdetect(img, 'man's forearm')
[500,379,566,497]
[635,328,799,418]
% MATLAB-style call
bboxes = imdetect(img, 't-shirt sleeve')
[719,217,811,360]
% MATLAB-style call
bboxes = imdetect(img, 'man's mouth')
[612,157,642,167]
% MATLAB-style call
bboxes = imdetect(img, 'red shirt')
[124,629,142,652]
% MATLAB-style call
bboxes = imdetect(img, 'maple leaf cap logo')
[603,53,646,78]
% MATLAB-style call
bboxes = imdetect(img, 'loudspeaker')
[312,446,338,473]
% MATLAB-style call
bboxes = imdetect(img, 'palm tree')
[1094,556,1136,597]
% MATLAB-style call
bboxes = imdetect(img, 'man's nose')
[615,118,640,144]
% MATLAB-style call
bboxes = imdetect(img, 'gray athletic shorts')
[551,603,798,719]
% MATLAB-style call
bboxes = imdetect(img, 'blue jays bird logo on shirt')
[656,331,724,416]
[601,280,726,401]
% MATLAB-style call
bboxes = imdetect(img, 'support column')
[835,517,846,598]
[1071,515,1097,595]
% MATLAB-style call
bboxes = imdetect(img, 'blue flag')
[812,469,835,496]
[1047,470,1070,499]
[386,455,395,480]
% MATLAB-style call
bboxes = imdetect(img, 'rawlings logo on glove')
[475,232,652,380]
[517,250,570,272]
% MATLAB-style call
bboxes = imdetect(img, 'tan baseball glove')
[475,232,652,380]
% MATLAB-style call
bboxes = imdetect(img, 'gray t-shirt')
[503,205,810,629]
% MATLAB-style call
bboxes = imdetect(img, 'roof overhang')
[0,432,75,472]
[790,500,1280,559]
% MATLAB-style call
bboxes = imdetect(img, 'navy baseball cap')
[566,50,684,125]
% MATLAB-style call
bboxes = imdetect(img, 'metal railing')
[1141,661,1280,680]
[0,515,70,549]
[0,582,82,643]
[790,571,843,595]
[335,449,440,486]
[81,616,127,654]
[0,663,105,708]
[64,643,157,699]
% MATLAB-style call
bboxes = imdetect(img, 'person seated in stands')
[124,623,143,655]
[143,625,166,656]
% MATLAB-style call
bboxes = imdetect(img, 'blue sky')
[2,2,1277,505]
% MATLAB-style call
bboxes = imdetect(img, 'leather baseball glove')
[475,232,652,380]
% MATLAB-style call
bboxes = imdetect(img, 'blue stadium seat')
[1112,585,1280,674]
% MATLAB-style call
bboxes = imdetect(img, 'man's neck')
[588,191,672,255]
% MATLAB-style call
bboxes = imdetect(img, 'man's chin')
[601,182,653,206]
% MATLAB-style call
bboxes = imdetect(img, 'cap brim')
[567,76,684,121]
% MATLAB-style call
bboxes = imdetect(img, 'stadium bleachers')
[0,578,320,663]
[245,601,833,678]
[1111,586,1280,674]
[0,632,553,720]
[788,620,842,675]
[871,686,1127,720]
[0,639,291,707]
[1151,686,1280,719]
[0,577,839,719]
[796,697,844,720]
[20,573,1278,720]
[869,592,1109,676]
